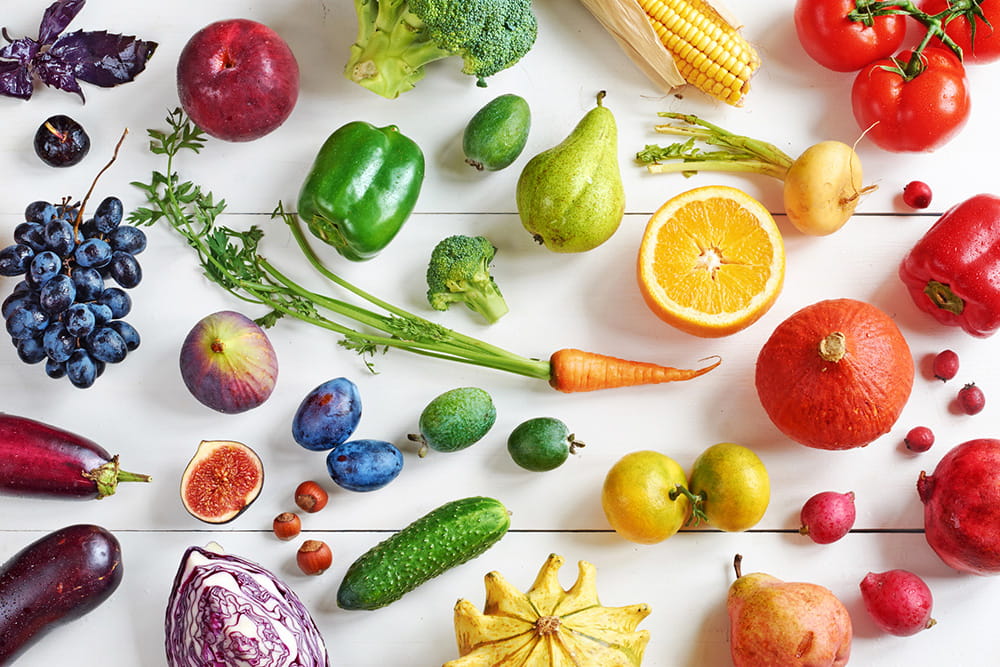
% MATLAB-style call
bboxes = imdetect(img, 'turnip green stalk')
[636,112,794,178]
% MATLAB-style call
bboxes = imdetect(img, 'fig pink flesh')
[180,311,278,414]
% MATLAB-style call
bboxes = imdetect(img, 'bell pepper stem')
[924,280,966,315]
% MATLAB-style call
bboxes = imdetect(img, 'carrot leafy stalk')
[129,109,720,392]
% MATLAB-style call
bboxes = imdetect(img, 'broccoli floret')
[345,0,538,99]
[426,235,509,324]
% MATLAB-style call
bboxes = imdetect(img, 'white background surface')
[2,0,1000,665]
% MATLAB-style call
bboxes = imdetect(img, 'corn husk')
[578,0,748,95]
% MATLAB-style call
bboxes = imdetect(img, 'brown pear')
[727,554,852,667]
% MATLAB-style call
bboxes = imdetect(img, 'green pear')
[515,91,624,253]
[727,555,852,667]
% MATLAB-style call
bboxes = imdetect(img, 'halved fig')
[180,439,264,524]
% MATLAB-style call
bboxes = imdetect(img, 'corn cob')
[636,0,760,106]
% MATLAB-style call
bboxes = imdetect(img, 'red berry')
[931,349,959,381]
[904,426,934,453]
[903,181,932,209]
[957,383,986,415]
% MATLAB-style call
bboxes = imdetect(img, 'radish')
[799,491,856,544]
[636,113,875,236]
[860,569,935,636]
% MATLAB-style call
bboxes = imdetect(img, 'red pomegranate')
[918,438,1000,575]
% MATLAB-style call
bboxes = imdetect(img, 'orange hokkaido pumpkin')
[755,298,914,450]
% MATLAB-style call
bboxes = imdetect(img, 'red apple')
[177,18,300,142]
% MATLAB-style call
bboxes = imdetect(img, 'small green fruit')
[506,417,584,472]
[463,94,531,172]
[409,387,496,457]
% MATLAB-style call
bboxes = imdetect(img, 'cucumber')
[337,496,509,610]
[463,94,531,172]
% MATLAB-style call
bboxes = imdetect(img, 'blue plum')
[292,377,362,451]
[325,439,403,492]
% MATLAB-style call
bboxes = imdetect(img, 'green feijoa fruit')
[409,387,496,456]
[506,417,584,472]
[463,94,531,172]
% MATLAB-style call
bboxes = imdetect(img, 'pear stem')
[596,90,606,107]
[733,553,743,579]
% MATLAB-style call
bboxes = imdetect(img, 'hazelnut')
[272,512,302,541]
[296,539,333,575]
[294,480,329,513]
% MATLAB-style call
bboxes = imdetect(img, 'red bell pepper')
[899,194,1000,337]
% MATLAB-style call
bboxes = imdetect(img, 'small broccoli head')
[409,0,538,85]
[426,235,509,324]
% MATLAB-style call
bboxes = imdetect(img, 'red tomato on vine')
[852,48,971,152]
[923,0,1000,62]
[794,0,908,71]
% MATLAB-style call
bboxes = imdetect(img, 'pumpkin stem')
[818,332,847,363]
[535,615,562,635]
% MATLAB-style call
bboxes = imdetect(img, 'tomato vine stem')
[850,0,986,79]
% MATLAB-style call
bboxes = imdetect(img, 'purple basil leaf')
[38,0,86,46]
[0,36,40,63]
[33,50,85,101]
[47,29,157,87]
[0,60,34,99]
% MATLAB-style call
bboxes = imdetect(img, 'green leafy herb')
[130,109,551,381]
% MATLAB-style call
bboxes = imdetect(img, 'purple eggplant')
[0,413,150,499]
[0,524,123,664]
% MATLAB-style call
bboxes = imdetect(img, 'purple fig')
[179,310,278,414]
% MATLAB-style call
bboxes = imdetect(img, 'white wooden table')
[2,1,999,665]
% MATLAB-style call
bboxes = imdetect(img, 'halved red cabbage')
[165,544,329,666]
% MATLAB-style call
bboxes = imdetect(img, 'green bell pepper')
[297,121,425,261]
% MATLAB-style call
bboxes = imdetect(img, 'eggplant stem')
[83,455,152,499]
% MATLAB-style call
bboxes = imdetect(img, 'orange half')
[637,185,785,338]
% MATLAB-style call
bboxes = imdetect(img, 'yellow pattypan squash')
[444,553,651,667]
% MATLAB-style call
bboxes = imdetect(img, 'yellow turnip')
[637,113,874,236]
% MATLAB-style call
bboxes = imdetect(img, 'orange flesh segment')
[652,197,776,315]
[638,185,785,337]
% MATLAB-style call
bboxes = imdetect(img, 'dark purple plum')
[33,115,90,167]
[179,310,278,414]
[326,439,403,492]
[292,377,362,451]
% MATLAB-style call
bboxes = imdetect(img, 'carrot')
[547,348,721,393]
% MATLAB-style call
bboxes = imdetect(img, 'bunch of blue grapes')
[0,197,146,388]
